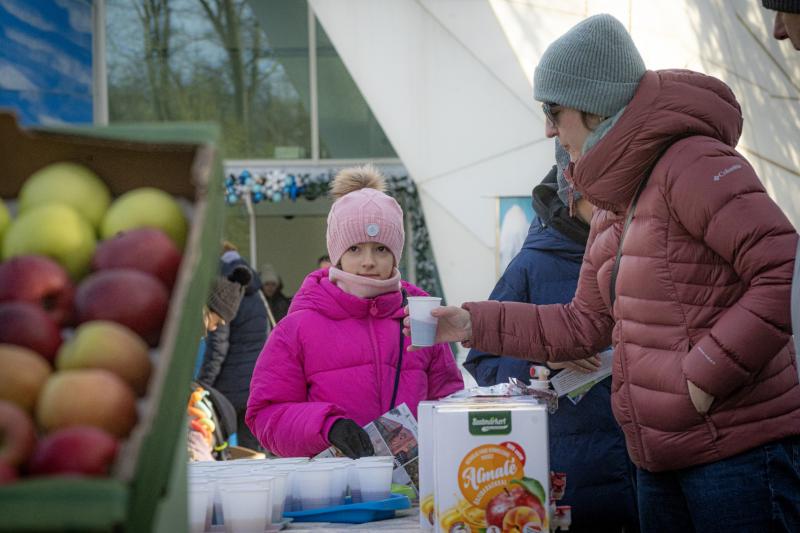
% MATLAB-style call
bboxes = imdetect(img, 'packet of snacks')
[419,379,553,532]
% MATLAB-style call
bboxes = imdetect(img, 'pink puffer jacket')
[246,269,463,457]
[465,70,800,472]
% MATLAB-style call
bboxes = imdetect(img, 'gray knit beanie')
[762,0,800,13]
[534,14,646,117]
[207,265,251,323]
[555,139,578,206]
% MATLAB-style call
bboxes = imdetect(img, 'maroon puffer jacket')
[465,70,800,472]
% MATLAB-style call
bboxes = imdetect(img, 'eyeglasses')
[542,102,561,126]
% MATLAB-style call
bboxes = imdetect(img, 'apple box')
[0,111,223,532]
[420,398,550,533]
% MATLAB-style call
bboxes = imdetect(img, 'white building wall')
[309,0,800,327]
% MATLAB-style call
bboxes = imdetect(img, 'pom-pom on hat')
[326,164,405,267]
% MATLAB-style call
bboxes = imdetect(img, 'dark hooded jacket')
[198,257,270,410]
[464,168,638,531]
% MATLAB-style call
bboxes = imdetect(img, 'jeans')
[637,436,800,533]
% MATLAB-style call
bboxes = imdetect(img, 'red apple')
[28,426,119,477]
[75,269,169,346]
[0,301,62,362]
[92,228,182,290]
[0,255,75,325]
[0,400,37,468]
[486,485,545,529]
[0,459,18,485]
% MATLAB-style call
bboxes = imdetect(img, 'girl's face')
[339,242,395,280]
[203,307,225,332]
[543,104,595,163]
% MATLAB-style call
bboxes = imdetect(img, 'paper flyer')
[549,349,614,402]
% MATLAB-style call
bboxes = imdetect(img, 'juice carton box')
[430,399,549,533]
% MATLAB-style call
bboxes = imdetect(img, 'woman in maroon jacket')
[410,14,800,532]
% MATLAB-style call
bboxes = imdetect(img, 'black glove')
[327,418,375,459]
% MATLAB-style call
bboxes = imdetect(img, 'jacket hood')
[531,166,590,247]
[570,69,743,214]
[289,268,429,320]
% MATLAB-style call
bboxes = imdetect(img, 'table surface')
[284,509,421,532]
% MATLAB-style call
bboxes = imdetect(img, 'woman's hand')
[403,305,472,350]
[687,380,714,415]
[548,355,602,373]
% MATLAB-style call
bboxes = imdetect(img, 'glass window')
[106,0,311,159]
[315,21,397,159]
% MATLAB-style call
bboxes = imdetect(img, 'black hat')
[762,0,800,13]
[207,265,251,322]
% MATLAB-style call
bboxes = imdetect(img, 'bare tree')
[134,0,174,120]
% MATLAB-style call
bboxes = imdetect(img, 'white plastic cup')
[355,460,394,502]
[188,484,212,533]
[220,485,271,533]
[294,465,335,510]
[407,296,442,346]
[223,478,274,526]
[255,467,290,522]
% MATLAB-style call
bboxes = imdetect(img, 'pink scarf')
[328,267,402,299]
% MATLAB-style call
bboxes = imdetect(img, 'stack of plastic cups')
[254,465,292,523]
[354,457,394,502]
[188,480,213,533]
[313,457,352,506]
[294,463,336,510]
[219,479,272,533]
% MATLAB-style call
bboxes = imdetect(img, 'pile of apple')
[0,162,189,485]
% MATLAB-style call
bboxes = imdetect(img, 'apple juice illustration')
[456,443,548,533]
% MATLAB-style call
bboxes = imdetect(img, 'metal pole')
[243,194,257,268]
[92,0,109,125]
[308,3,319,161]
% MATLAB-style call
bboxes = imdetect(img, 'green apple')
[0,199,10,249]
[101,187,188,249]
[3,204,96,280]
[56,321,152,396]
[19,162,111,230]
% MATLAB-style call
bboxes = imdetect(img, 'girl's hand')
[403,305,472,350]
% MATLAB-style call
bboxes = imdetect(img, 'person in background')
[411,14,800,531]
[260,263,291,323]
[318,254,332,270]
[198,246,269,451]
[464,140,638,532]
[763,0,800,49]
[247,165,463,458]
[761,0,800,362]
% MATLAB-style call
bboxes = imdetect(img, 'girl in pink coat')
[246,165,464,458]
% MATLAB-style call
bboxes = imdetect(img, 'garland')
[224,169,444,298]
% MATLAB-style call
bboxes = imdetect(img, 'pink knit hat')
[326,165,405,267]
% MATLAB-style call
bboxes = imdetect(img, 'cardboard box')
[0,111,224,532]
[419,398,549,533]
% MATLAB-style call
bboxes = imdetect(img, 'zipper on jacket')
[366,301,384,411]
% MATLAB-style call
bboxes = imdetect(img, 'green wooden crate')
[0,112,224,532]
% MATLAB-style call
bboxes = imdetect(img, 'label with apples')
[450,443,547,533]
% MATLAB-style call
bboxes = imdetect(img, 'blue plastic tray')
[283,494,411,524]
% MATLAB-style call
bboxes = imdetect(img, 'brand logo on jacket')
[712,164,742,182]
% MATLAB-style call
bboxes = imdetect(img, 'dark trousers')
[637,436,800,533]
[234,408,261,451]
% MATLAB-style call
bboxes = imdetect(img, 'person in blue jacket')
[464,141,638,533]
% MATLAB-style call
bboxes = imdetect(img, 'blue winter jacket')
[464,169,638,532]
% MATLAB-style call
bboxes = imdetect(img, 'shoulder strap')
[609,152,667,309]
[389,288,408,410]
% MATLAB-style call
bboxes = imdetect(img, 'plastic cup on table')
[294,465,335,510]
[188,483,213,533]
[407,296,442,347]
[223,478,274,526]
[354,460,394,502]
[254,466,291,522]
[220,485,271,533]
